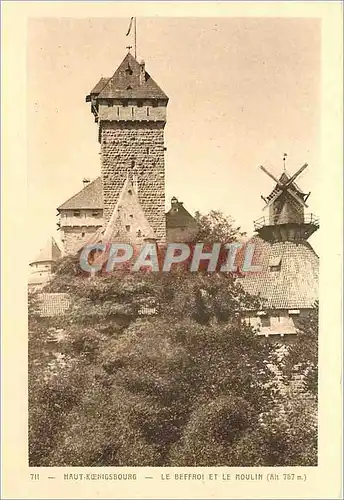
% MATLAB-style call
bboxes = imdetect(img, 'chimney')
[171,196,181,211]
[83,177,91,188]
[139,60,145,86]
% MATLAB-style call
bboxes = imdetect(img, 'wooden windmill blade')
[262,188,283,211]
[285,185,308,208]
[259,165,283,187]
[284,163,308,188]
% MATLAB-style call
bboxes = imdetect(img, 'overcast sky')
[27,17,321,260]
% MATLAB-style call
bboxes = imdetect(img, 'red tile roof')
[238,236,319,310]
[57,177,103,210]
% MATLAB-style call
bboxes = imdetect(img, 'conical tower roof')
[30,237,62,265]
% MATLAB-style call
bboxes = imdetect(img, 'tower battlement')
[86,53,169,241]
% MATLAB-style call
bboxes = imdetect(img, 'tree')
[194,210,246,243]
[29,214,317,467]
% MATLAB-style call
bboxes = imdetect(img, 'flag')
[126,17,134,36]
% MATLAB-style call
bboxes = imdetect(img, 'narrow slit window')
[146,107,150,116]
[117,107,120,116]
[131,107,135,117]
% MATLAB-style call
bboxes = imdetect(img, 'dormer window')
[261,316,271,328]
[73,211,81,217]
[269,255,281,271]
[125,66,133,76]
[127,85,132,90]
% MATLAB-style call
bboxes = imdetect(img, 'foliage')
[281,305,318,397]
[194,210,246,243]
[29,214,318,467]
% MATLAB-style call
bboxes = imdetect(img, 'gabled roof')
[102,176,157,244]
[238,236,319,309]
[30,237,62,265]
[57,177,103,210]
[75,176,156,255]
[166,198,197,229]
[94,53,168,100]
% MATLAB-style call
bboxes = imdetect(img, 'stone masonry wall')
[61,226,100,254]
[101,121,166,241]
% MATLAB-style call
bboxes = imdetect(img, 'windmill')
[238,158,320,338]
[254,158,319,242]
[259,162,310,225]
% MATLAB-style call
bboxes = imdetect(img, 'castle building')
[37,51,319,337]
[57,177,103,254]
[57,52,197,253]
[239,163,319,338]
[166,197,199,243]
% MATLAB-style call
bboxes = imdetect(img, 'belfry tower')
[86,52,169,241]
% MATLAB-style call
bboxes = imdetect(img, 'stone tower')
[86,52,168,242]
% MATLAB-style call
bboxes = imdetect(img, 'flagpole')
[134,17,137,59]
